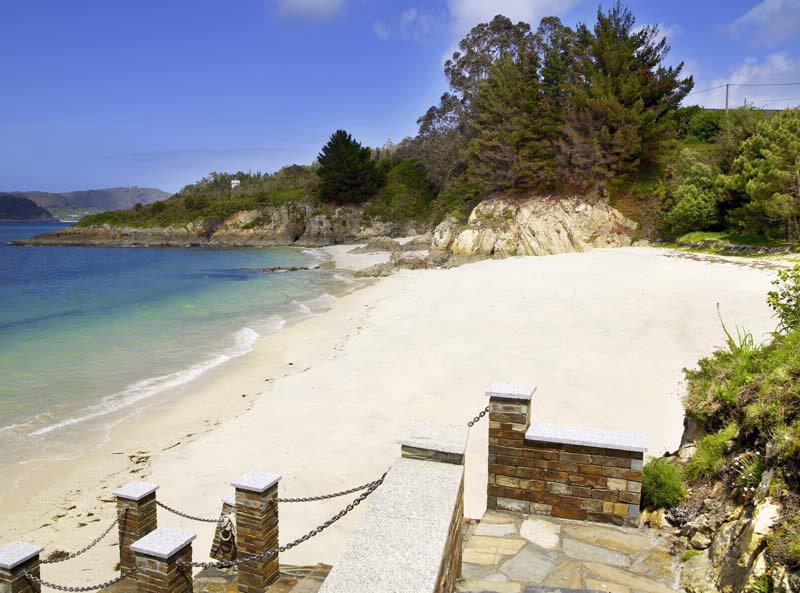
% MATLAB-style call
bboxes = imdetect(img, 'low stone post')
[0,542,43,593]
[113,481,159,573]
[231,471,281,593]
[486,382,537,513]
[131,528,195,593]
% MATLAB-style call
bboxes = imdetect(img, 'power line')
[685,84,726,97]
[732,82,800,88]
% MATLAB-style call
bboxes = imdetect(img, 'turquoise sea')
[0,222,355,468]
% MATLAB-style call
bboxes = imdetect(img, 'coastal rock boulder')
[433,195,636,258]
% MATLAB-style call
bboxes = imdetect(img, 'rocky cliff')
[431,195,637,257]
[17,203,426,247]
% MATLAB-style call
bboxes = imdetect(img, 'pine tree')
[558,2,693,189]
[725,109,800,241]
[466,47,551,191]
[317,130,384,203]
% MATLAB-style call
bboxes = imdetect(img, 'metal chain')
[467,405,490,427]
[278,476,383,503]
[25,568,136,592]
[157,500,221,523]
[40,509,126,565]
[179,471,387,569]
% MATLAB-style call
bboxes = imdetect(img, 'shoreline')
[0,246,781,585]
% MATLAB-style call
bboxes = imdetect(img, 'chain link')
[467,405,490,427]
[277,476,383,503]
[40,509,126,565]
[25,568,136,592]
[157,500,222,523]
[179,471,387,569]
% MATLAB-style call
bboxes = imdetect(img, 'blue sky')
[1,0,799,193]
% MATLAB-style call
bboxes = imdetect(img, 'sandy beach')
[0,246,784,584]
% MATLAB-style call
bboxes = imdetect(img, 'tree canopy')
[317,130,384,203]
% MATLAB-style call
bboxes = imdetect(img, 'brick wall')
[486,393,644,528]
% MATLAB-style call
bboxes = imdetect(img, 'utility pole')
[725,84,729,112]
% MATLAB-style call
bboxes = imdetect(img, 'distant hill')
[9,187,171,220]
[0,194,56,221]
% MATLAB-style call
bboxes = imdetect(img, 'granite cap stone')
[0,541,43,570]
[112,481,159,501]
[130,528,196,559]
[486,382,537,401]
[222,493,236,507]
[231,471,281,493]
[399,420,468,455]
[525,422,648,453]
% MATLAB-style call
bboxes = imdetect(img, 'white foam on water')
[306,293,338,311]
[29,327,261,437]
[332,272,356,284]
[292,300,313,315]
[301,248,329,265]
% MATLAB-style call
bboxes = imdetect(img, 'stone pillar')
[486,382,537,512]
[113,481,159,573]
[0,542,43,593]
[231,471,281,593]
[131,528,194,593]
[210,493,237,562]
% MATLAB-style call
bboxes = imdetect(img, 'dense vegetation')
[317,130,384,203]
[0,194,56,221]
[674,265,800,565]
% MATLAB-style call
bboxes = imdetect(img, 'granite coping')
[486,382,537,401]
[0,541,43,570]
[231,471,281,493]
[525,422,648,453]
[222,493,236,507]
[112,481,159,501]
[318,457,463,593]
[399,420,469,455]
[130,528,196,559]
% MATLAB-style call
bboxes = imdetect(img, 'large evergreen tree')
[558,2,693,189]
[466,47,550,191]
[317,130,384,203]
[725,109,800,241]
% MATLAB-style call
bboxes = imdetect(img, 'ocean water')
[0,221,353,468]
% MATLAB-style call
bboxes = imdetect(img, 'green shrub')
[684,424,738,482]
[642,458,686,508]
[767,264,800,332]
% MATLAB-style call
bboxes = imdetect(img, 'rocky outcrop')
[432,195,636,257]
[680,471,787,593]
[16,204,427,247]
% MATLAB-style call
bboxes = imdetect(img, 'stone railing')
[318,420,467,593]
[486,382,647,527]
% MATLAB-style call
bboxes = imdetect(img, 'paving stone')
[462,563,509,581]
[474,523,520,537]
[520,518,561,550]
[561,524,654,555]
[458,581,522,593]
[585,578,630,593]
[481,511,518,525]
[500,545,558,582]
[562,539,631,568]
[540,559,584,588]
[628,546,678,586]
[582,562,677,593]
[463,536,527,565]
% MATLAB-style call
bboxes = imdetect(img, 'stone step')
[523,588,603,593]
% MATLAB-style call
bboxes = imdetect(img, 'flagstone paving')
[458,512,679,593]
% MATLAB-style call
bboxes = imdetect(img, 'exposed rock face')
[680,472,790,593]
[432,195,636,257]
[16,204,426,247]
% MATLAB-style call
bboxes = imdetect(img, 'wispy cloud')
[372,7,439,43]
[634,23,682,42]
[727,0,800,45]
[272,0,346,21]
[690,52,800,109]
